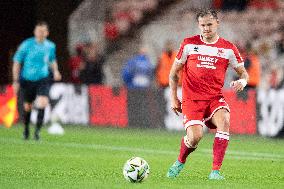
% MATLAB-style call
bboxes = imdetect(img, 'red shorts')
[182,96,230,130]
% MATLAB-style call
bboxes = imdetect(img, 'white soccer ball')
[123,157,150,183]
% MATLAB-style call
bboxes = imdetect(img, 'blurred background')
[0,0,284,137]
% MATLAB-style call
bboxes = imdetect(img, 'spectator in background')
[276,27,284,55]
[104,8,119,42]
[243,42,261,89]
[104,21,119,41]
[112,1,132,35]
[68,44,84,84]
[221,0,248,11]
[121,47,154,89]
[248,0,279,10]
[269,65,284,89]
[156,40,181,88]
[104,8,120,54]
[80,43,104,85]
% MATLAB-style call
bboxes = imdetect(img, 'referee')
[12,21,61,140]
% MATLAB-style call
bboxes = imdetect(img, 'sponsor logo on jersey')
[197,55,218,69]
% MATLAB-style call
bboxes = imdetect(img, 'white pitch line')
[1,137,284,161]
[199,149,284,159]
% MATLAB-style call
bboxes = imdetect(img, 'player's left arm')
[229,43,249,92]
[49,44,61,81]
[50,61,62,81]
[231,65,249,92]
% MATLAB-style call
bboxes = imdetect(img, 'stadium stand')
[68,0,284,89]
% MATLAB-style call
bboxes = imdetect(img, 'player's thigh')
[182,100,208,129]
[204,96,230,130]
[186,124,203,145]
[36,78,50,108]
[211,108,230,132]
[21,81,36,111]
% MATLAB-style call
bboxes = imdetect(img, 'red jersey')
[176,35,243,101]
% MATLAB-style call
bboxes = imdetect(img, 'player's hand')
[79,62,86,70]
[230,79,247,92]
[171,97,182,116]
[12,81,19,95]
[53,71,62,81]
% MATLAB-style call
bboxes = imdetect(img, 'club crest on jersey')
[217,48,224,57]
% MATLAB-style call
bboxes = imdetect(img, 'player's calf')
[23,128,30,140]
[34,108,45,140]
[167,136,197,178]
[34,96,48,140]
[209,131,229,180]
[178,135,198,163]
[23,104,32,140]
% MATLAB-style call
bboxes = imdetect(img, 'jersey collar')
[199,35,219,45]
[34,37,47,45]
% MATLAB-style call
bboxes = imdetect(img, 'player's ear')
[216,19,220,25]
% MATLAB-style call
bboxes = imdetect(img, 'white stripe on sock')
[217,131,230,135]
[215,132,230,140]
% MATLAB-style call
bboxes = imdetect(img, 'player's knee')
[184,135,199,148]
[37,96,49,108]
[193,133,203,144]
[24,103,32,112]
[187,132,203,147]
[186,125,203,147]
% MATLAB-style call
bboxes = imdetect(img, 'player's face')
[198,15,219,40]
[34,25,49,42]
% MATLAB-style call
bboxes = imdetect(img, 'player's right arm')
[169,40,188,116]
[169,60,183,116]
[49,43,62,81]
[12,41,28,94]
[12,63,21,94]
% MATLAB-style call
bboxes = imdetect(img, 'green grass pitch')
[0,125,284,189]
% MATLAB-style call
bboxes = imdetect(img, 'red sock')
[178,136,196,164]
[212,131,229,170]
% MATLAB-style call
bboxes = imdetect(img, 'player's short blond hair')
[196,9,218,21]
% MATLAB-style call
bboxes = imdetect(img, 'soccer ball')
[123,157,150,183]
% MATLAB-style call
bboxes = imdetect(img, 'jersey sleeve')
[175,40,188,64]
[49,44,56,63]
[229,44,244,68]
[13,41,28,64]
